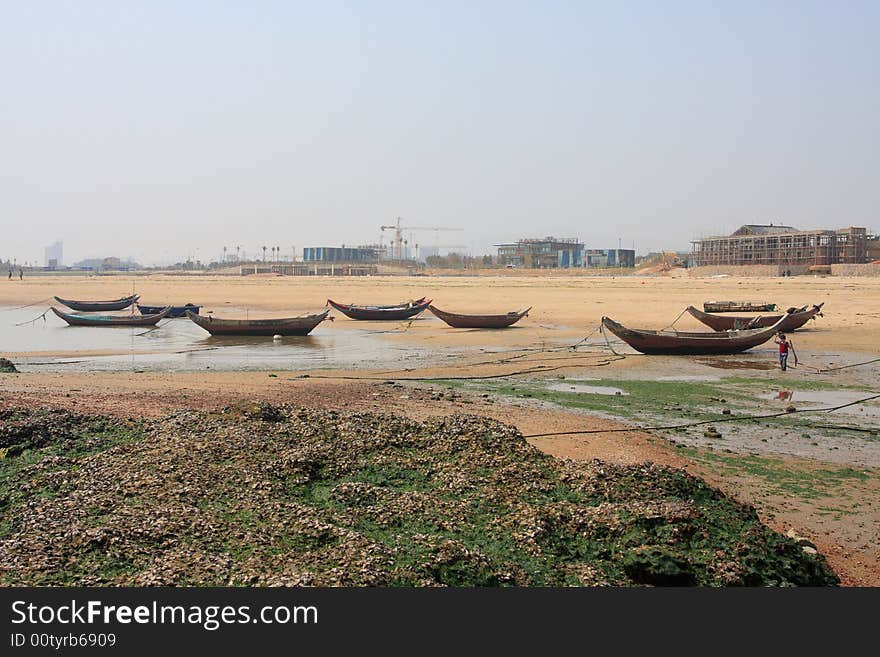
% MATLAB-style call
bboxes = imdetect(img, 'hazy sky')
[2,1,878,265]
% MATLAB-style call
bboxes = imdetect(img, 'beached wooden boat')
[428,305,531,329]
[185,309,330,336]
[137,303,201,318]
[51,306,171,327]
[54,294,140,312]
[601,313,789,355]
[327,297,430,321]
[703,301,777,313]
[687,303,823,332]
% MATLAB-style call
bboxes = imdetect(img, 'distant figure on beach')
[18,268,23,280]
[774,332,791,371]
[7,270,11,280]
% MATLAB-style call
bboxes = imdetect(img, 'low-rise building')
[303,246,382,263]
[692,225,869,270]
[496,237,583,268]
[584,248,635,268]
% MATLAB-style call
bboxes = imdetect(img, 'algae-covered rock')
[623,546,697,586]
[0,404,841,587]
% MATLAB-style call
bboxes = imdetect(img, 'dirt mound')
[0,405,838,586]
[635,263,671,276]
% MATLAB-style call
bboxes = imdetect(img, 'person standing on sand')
[774,332,791,371]
[18,268,23,280]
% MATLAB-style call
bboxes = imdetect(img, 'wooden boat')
[686,303,823,332]
[428,305,531,329]
[51,306,171,327]
[54,294,139,312]
[137,303,201,318]
[600,313,790,355]
[185,309,330,336]
[703,301,776,313]
[327,297,430,321]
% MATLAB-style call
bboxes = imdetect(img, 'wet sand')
[1,273,878,585]
[2,273,878,355]
[1,370,877,586]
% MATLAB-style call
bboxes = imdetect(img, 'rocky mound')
[0,404,838,586]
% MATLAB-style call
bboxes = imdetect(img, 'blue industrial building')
[584,249,636,268]
[302,246,380,263]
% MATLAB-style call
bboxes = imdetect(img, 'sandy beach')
[1,272,878,585]
[2,272,879,355]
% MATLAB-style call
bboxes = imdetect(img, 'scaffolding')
[692,226,868,268]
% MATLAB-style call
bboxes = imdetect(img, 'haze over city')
[3,1,878,266]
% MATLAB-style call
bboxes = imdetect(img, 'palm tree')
[262,246,267,262]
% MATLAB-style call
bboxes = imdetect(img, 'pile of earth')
[0,403,838,586]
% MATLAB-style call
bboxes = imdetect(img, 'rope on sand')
[292,358,625,383]
[600,322,627,357]
[522,393,880,438]
[798,357,880,374]
[1,297,52,312]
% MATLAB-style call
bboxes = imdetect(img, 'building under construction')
[241,261,378,276]
[302,246,382,263]
[692,225,869,270]
[496,237,583,268]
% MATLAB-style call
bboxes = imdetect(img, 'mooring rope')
[522,393,880,438]
[294,357,625,382]
[660,307,689,331]
[14,309,50,326]
[134,320,172,337]
[565,325,600,350]
[0,297,52,312]
[797,357,880,374]
[599,322,626,357]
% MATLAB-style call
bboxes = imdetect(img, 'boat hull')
[51,306,170,327]
[327,298,430,321]
[428,305,530,329]
[185,309,330,336]
[687,304,823,332]
[54,294,139,312]
[137,303,201,318]
[601,314,788,355]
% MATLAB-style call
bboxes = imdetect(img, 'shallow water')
[654,375,722,382]
[762,389,880,418]
[0,306,447,372]
[547,382,628,396]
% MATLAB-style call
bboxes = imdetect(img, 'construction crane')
[380,217,463,261]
